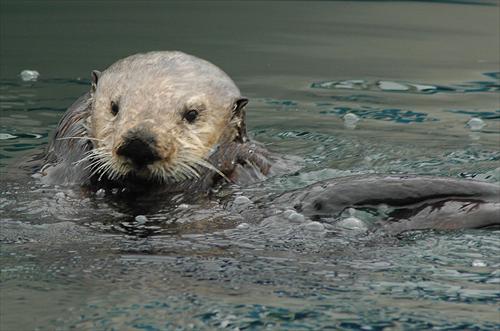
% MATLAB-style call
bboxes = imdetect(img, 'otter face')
[84,51,248,184]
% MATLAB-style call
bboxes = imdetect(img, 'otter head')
[86,51,248,184]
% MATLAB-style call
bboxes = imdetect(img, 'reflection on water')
[1,0,500,330]
[311,72,500,95]
[318,106,436,123]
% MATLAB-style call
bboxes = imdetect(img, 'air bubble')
[466,117,485,131]
[233,196,251,205]
[472,259,487,267]
[286,211,306,223]
[236,223,250,229]
[20,70,40,82]
[304,221,325,232]
[343,113,360,129]
[135,215,148,224]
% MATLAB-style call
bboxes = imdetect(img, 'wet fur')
[43,92,270,191]
[42,52,270,191]
[274,175,500,232]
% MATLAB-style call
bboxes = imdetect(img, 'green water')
[1,1,499,330]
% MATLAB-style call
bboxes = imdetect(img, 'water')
[1,1,499,330]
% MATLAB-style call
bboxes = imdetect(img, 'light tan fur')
[86,51,243,183]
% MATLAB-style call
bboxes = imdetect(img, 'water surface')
[1,1,499,330]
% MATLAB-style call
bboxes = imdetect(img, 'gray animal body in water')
[273,175,499,233]
[41,51,500,233]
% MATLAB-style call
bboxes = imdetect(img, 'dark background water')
[1,1,499,330]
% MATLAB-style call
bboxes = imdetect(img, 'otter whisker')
[150,167,169,183]
[163,166,178,182]
[83,152,108,170]
[74,149,105,165]
[116,163,129,179]
[169,169,185,182]
[163,169,177,182]
[99,160,119,181]
[245,159,267,181]
[173,166,192,181]
[106,163,118,180]
[107,160,129,181]
[89,161,108,179]
[98,163,112,181]
[85,146,108,158]
[180,153,230,183]
[175,163,196,181]
[176,161,201,179]
[84,156,104,171]
[57,136,104,142]
[171,158,195,177]
[108,167,122,181]
[90,159,113,179]
[149,167,159,181]
[190,157,230,183]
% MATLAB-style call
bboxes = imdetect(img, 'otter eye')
[183,109,198,123]
[110,101,119,116]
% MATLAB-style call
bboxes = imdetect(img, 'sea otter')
[41,51,500,232]
[42,51,271,192]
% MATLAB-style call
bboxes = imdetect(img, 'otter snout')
[116,131,161,167]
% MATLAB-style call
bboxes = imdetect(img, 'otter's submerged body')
[41,51,500,233]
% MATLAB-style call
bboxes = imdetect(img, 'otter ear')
[91,70,101,93]
[232,97,249,117]
[232,97,249,143]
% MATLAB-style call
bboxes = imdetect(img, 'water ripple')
[311,73,500,95]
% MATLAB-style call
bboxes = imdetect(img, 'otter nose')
[116,136,160,167]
